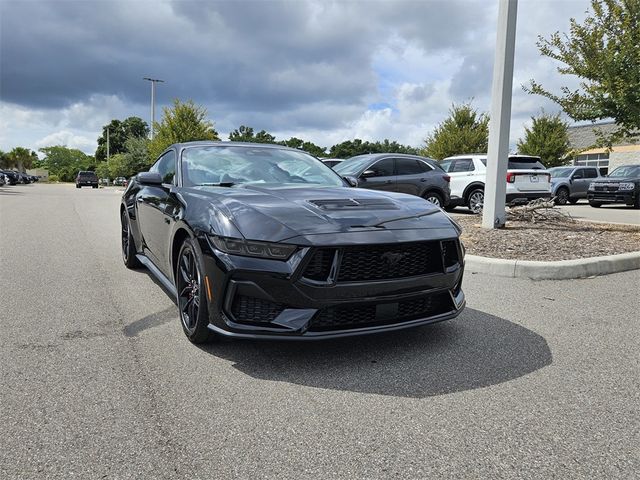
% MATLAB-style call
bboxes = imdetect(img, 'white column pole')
[482,0,518,229]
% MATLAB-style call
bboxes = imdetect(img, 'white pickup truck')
[440,154,552,213]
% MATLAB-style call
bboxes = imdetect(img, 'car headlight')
[209,235,297,260]
[619,182,636,191]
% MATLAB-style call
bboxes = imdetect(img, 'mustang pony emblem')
[381,251,407,267]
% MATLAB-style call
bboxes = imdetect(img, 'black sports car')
[121,142,465,342]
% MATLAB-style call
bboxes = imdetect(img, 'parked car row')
[325,154,640,211]
[1,170,40,185]
[330,153,553,213]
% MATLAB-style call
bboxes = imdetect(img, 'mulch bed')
[455,215,640,261]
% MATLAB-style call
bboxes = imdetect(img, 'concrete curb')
[465,251,640,280]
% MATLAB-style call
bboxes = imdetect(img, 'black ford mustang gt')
[121,141,465,343]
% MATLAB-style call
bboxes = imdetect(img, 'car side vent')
[308,198,399,210]
[441,240,460,271]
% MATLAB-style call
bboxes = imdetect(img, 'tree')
[422,103,489,160]
[148,99,219,160]
[526,0,640,146]
[121,136,150,176]
[38,146,94,182]
[2,147,39,171]
[517,112,571,167]
[328,139,419,158]
[95,116,149,161]
[229,125,278,144]
[229,125,255,142]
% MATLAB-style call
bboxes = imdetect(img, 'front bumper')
[587,190,637,205]
[199,235,465,339]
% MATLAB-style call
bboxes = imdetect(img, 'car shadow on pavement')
[198,308,552,398]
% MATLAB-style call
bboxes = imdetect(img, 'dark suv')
[587,164,640,208]
[333,154,451,207]
[76,171,99,188]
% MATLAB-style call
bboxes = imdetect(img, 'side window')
[395,158,424,175]
[416,160,434,173]
[451,158,474,172]
[572,168,584,179]
[585,168,598,178]
[150,150,176,185]
[365,158,395,177]
[439,160,452,172]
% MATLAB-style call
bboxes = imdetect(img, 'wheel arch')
[170,224,196,282]
[462,182,485,202]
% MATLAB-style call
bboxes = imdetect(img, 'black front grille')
[311,292,454,331]
[230,295,285,324]
[337,242,442,282]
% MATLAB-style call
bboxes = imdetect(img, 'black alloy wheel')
[121,210,141,269]
[424,191,443,207]
[555,187,569,205]
[176,239,212,343]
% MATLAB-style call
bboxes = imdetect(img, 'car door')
[447,158,476,199]
[395,157,433,196]
[357,158,396,192]
[578,168,599,198]
[570,168,590,197]
[136,150,177,275]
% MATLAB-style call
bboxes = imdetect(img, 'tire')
[92,185,98,189]
[589,201,602,208]
[121,210,142,269]
[554,187,569,205]
[466,188,484,214]
[634,195,640,209]
[423,191,443,208]
[76,185,81,189]
[175,238,213,344]
[568,198,579,205]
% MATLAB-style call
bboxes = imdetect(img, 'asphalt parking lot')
[450,199,640,225]
[1,184,639,479]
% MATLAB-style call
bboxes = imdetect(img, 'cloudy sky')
[1,0,590,156]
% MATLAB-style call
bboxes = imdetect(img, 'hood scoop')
[308,198,399,211]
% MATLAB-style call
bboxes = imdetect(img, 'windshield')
[607,165,640,177]
[333,155,374,176]
[181,145,344,188]
[549,168,573,178]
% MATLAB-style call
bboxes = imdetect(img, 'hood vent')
[308,198,399,210]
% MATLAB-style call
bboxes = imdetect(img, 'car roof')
[443,153,543,161]
[348,153,436,161]
[171,141,303,153]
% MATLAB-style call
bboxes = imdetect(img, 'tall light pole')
[482,0,518,229]
[143,77,164,139]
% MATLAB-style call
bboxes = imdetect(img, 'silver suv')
[549,166,600,205]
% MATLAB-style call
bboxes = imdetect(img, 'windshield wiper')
[198,182,236,187]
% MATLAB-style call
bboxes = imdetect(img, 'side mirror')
[137,172,163,185]
[361,169,376,179]
[343,176,358,187]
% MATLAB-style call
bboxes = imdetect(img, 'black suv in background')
[587,164,640,208]
[76,171,99,188]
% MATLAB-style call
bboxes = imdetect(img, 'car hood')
[186,185,458,242]
[596,176,639,183]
